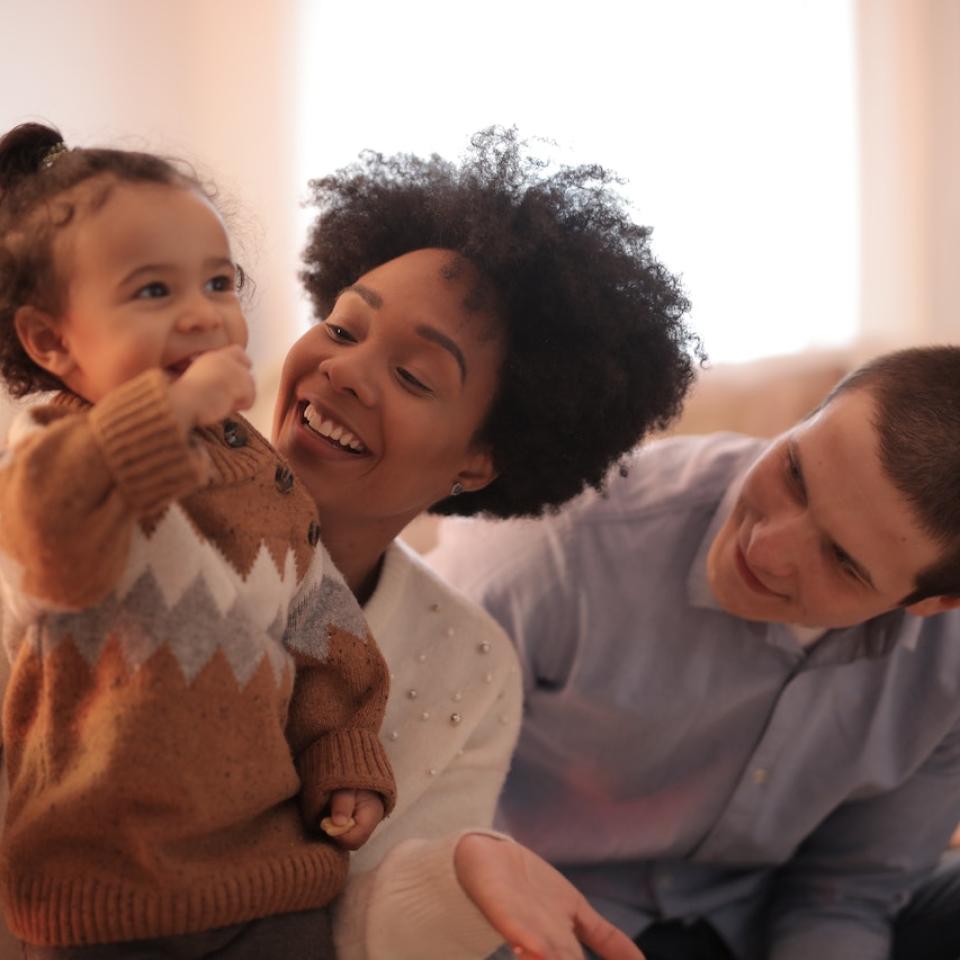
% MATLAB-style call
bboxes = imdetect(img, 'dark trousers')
[19,908,333,960]
[635,919,734,960]
[631,851,960,960]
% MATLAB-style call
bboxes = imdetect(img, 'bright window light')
[298,0,858,364]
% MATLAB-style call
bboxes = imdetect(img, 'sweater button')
[223,420,247,448]
[275,465,294,493]
[307,521,321,546]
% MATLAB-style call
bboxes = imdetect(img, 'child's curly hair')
[0,122,208,397]
[301,127,703,518]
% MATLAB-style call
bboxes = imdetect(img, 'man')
[428,346,960,960]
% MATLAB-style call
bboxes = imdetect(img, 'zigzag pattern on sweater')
[6,503,368,688]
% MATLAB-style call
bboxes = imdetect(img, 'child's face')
[52,180,248,403]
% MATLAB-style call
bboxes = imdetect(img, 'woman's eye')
[398,368,430,392]
[324,322,356,343]
[135,281,169,300]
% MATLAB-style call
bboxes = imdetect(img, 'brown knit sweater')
[0,370,395,947]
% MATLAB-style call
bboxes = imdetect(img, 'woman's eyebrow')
[342,283,383,308]
[415,325,467,383]
[340,283,467,382]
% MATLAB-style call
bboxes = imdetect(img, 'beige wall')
[0,0,306,437]
[857,0,960,352]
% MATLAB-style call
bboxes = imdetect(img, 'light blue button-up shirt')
[428,434,960,960]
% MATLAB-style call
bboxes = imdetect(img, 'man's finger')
[574,907,644,960]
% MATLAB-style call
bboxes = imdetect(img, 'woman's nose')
[319,353,377,407]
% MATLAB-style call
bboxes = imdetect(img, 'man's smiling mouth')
[301,402,368,454]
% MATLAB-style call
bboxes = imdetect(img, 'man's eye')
[787,451,801,484]
[135,282,168,300]
[833,546,859,579]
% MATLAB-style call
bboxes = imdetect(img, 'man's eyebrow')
[792,438,876,590]
[415,324,467,383]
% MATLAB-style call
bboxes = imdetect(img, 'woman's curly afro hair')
[301,127,702,519]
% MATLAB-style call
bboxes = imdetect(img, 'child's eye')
[206,274,234,293]
[135,282,169,300]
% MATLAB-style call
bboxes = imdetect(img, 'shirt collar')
[687,477,741,612]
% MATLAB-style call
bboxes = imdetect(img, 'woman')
[272,128,700,960]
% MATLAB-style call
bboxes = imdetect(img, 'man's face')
[706,389,947,628]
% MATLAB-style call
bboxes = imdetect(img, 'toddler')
[0,123,395,958]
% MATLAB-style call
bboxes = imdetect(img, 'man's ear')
[454,445,499,495]
[905,595,960,618]
[13,306,75,380]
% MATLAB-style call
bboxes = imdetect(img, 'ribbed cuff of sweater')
[299,728,397,828]
[345,831,509,960]
[88,369,206,516]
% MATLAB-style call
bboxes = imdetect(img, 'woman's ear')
[455,445,499,495]
[13,306,76,380]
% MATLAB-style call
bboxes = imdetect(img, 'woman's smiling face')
[273,248,503,533]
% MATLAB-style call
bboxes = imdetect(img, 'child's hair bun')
[0,122,65,194]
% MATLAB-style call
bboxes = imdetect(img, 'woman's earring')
[450,480,464,497]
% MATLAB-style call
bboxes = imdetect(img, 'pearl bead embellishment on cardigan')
[407,689,418,699]
[477,641,491,654]
[450,712,463,725]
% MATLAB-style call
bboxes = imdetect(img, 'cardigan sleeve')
[334,831,511,960]
[332,634,523,960]
[0,371,204,611]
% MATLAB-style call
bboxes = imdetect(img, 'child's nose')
[177,300,223,332]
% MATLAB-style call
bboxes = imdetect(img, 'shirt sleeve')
[0,371,204,611]
[429,517,581,696]
[765,723,960,960]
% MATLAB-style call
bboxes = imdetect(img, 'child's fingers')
[329,789,357,820]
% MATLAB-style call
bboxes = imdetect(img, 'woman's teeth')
[303,403,365,451]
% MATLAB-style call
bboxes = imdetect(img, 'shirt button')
[274,465,294,493]
[752,767,769,785]
[307,521,321,546]
[223,420,247,448]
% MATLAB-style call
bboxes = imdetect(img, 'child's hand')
[319,789,385,849]
[167,345,256,433]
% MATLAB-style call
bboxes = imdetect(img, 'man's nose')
[744,514,810,579]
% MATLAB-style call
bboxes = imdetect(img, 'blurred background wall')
[1,0,957,439]
[0,5,955,951]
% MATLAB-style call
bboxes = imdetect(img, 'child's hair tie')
[40,141,68,170]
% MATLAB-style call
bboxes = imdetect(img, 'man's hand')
[455,834,646,960]
[167,345,255,433]
[320,788,385,849]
